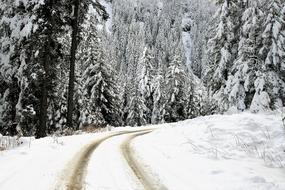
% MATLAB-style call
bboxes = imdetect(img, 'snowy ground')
[0,132,106,190]
[0,128,147,190]
[0,112,284,190]
[133,112,285,190]
[85,133,144,190]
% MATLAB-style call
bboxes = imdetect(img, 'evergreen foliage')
[0,0,284,137]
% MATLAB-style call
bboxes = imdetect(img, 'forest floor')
[0,112,284,190]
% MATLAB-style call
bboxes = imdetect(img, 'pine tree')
[138,47,154,124]
[185,72,199,118]
[48,33,71,133]
[0,0,66,137]
[280,4,285,77]
[225,1,263,111]
[76,14,98,129]
[253,0,285,110]
[125,86,147,126]
[0,1,30,136]
[260,0,284,70]
[125,51,148,127]
[164,54,188,122]
[65,0,109,129]
[81,14,121,127]
[205,0,243,111]
[151,68,164,124]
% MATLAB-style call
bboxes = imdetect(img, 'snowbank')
[1,113,284,190]
[133,112,285,190]
[0,130,112,190]
[0,126,155,190]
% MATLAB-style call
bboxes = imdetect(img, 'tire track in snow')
[54,129,153,190]
[121,131,168,190]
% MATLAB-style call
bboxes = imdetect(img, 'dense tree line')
[0,0,110,137]
[0,0,284,137]
[203,0,285,112]
[107,0,213,127]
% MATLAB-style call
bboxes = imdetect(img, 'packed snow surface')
[85,133,143,190]
[133,112,285,190]
[0,132,107,190]
[0,128,140,190]
[0,112,284,190]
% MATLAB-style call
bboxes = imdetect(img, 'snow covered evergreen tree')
[125,86,147,127]
[81,13,121,127]
[205,0,285,112]
[124,47,149,127]
[151,68,164,124]
[164,54,188,122]
[138,47,155,124]
[76,13,99,129]
[280,4,285,78]
[225,0,263,111]
[205,0,243,112]
[2,0,284,136]
[124,50,148,127]
[0,0,66,137]
[253,0,285,111]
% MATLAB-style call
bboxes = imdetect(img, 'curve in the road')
[121,131,168,190]
[55,129,154,190]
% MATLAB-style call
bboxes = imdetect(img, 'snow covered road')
[56,129,156,190]
[0,112,284,190]
[121,131,168,190]
[84,130,158,190]
[0,127,156,190]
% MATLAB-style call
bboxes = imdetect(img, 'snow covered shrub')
[0,134,21,151]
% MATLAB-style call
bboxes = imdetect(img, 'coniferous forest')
[0,0,284,138]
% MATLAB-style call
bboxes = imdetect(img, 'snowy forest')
[0,0,284,138]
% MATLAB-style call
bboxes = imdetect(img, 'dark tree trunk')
[67,0,80,129]
[36,42,49,139]
[10,76,20,136]
[36,0,54,138]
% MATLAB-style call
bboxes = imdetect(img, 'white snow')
[0,131,110,190]
[0,127,152,190]
[0,113,284,190]
[98,0,113,33]
[85,133,143,190]
[133,112,285,190]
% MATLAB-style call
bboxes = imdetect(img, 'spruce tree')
[126,86,147,126]
[164,54,188,122]
[138,47,155,124]
[225,1,263,111]
[125,52,148,126]
[81,14,121,127]
[0,0,65,137]
[253,0,285,111]
[205,0,243,111]
[280,4,285,78]
[151,68,164,124]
